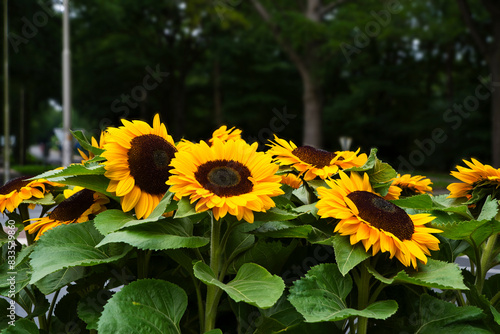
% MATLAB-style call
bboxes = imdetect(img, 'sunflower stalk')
[477,233,498,294]
[19,203,34,246]
[137,249,152,279]
[356,260,371,334]
[204,213,224,332]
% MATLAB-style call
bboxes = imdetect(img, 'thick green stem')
[490,289,500,306]
[356,262,371,334]
[204,214,222,332]
[477,234,498,294]
[137,249,152,279]
[46,289,60,329]
[19,204,34,246]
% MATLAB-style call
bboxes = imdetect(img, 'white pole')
[62,0,72,166]
[3,0,10,182]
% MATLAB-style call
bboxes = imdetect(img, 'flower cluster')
[3,114,500,333]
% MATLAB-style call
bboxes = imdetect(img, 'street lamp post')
[62,0,72,167]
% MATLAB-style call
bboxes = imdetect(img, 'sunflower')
[316,171,441,269]
[102,114,177,219]
[447,158,500,200]
[78,131,107,163]
[0,176,55,213]
[167,138,284,223]
[391,174,433,197]
[24,187,109,240]
[209,126,242,144]
[267,135,367,181]
[280,173,303,189]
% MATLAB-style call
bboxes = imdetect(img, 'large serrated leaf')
[228,239,298,274]
[288,263,398,322]
[431,218,500,246]
[390,194,434,210]
[94,192,175,235]
[29,221,131,283]
[98,279,187,334]
[344,148,377,172]
[32,163,105,180]
[71,130,104,156]
[329,234,370,276]
[194,262,285,309]
[34,267,86,295]
[408,294,486,333]
[96,219,209,250]
[0,318,40,333]
[254,207,301,222]
[368,259,467,290]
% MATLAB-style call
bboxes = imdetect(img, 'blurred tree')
[71,0,232,140]
[456,0,500,166]
[1,0,61,165]
[249,0,362,148]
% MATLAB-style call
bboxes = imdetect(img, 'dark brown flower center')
[400,186,420,197]
[0,176,33,195]
[347,190,414,240]
[50,189,96,222]
[127,134,177,195]
[195,160,253,197]
[292,146,338,168]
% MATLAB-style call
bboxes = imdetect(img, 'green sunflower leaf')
[174,196,205,220]
[253,221,314,239]
[341,148,396,196]
[390,194,434,210]
[401,294,487,333]
[328,234,371,276]
[477,195,499,221]
[0,318,40,333]
[490,305,500,325]
[28,221,131,283]
[31,163,105,181]
[94,191,175,235]
[288,263,398,322]
[431,217,500,246]
[344,148,377,172]
[22,192,55,206]
[204,330,223,334]
[431,194,473,218]
[34,267,86,295]
[77,289,113,330]
[194,262,285,309]
[97,279,187,334]
[254,207,300,222]
[367,259,467,290]
[50,174,112,197]
[0,262,31,297]
[254,296,343,333]
[228,240,298,275]
[368,159,397,188]
[95,218,209,250]
[71,130,104,157]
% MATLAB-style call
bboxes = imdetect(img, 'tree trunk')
[301,67,323,148]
